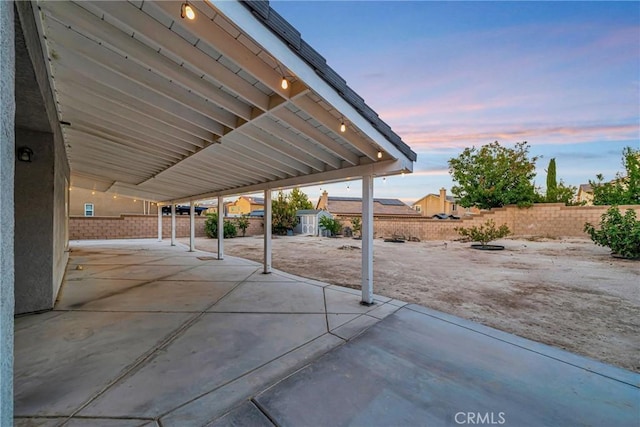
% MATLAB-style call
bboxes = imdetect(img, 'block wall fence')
[340,203,640,241]
[69,215,264,240]
[69,204,640,241]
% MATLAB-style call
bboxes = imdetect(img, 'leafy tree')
[455,219,511,247]
[319,216,342,237]
[289,187,313,211]
[448,141,538,209]
[590,147,640,206]
[205,213,238,239]
[584,207,640,259]
[272,191,298,235]
[546,158,557,201]
[236,215,250,237]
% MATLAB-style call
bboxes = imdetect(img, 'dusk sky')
[267,1,640,204]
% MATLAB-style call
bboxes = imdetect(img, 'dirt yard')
[181,235,639,372]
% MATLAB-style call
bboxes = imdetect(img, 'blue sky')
[267,1,639,204]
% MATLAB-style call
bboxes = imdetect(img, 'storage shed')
[294,210,333,236]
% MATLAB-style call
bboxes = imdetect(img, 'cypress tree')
[546,158,557,202]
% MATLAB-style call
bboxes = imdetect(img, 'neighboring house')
[316,191,420,217]
[294,209,333,236]
[70,187,158,217]
[577,184,594,205]
[411,188,479,218]
[227,196,265,217]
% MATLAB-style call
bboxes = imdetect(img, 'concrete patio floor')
[14,240,639,426]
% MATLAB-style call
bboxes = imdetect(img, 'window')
[84,203,94,217]
[451,204,457,211]
[414,205,421,212]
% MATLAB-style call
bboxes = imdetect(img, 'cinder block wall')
[69,215,265,240]
[69,205,640,241]
[343,204,640,241]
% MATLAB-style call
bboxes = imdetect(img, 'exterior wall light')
[181,2,195,20]
[281,77,289,90]
[340,121,346,133]
[17,146,33,162]
[377,150,383,159]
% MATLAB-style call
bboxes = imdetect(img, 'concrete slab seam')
[62,310,212,423]
[249,398,278,426]
[157,333,344,421]
[322,287,330,333]
[402,305,640,388]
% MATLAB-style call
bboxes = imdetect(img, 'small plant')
[351,217,362,238]
[455,219,511,246]
[205,213,238,239]
[236,215,250,237]
[319,216,342,237]
[584,207,640,259]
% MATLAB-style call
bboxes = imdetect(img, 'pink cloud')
[400,123,639,151]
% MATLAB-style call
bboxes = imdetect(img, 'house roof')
[33,0,416,203]
[241,196,265,205]
[579,184,593,193]
[324,197,420,216]
[412,193,456,205]
[296,209,323,215]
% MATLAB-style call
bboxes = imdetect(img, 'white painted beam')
[158,205,163,241]
[210,0,413,163]
[254,117,342,169]
[222,133,310,176]
[189,202,196,252]
[263,189,272,274]
[238,125,325,172]
[62,104,201,155]
[150,1,290,99]
[58,90,207,150]
[55,75,215,142]
[172,159,409,203]
[85,0,271,111]
[41,1,253,120]
[361,175,374,305]
[171,204,177,246]
[67,120,189,158]
[46,21,239,128]
[294,96,380,161]
[217,197,224,260]
[271,108,360,165]
[53,65,223,137]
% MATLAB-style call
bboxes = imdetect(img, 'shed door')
[302,215,316,235]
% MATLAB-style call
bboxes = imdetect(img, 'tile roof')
[240,1,417,163]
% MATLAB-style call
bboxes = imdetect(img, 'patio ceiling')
[33,0,416,203]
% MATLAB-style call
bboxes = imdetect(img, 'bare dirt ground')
[181,235,639,372]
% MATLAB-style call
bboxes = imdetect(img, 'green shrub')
[455,219,511,246]
[319,216,342,237]
[236,215,250,237]
[584,207,640,259]
[205,213,238,239]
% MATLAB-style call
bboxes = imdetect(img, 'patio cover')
[31,0,416,203]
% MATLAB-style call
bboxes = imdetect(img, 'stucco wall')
[70,187,159,216]
[0,1,15,423]
[14,129,55,314]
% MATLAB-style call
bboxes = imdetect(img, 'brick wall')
[69,215,265,240]
[341,204,640,241]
